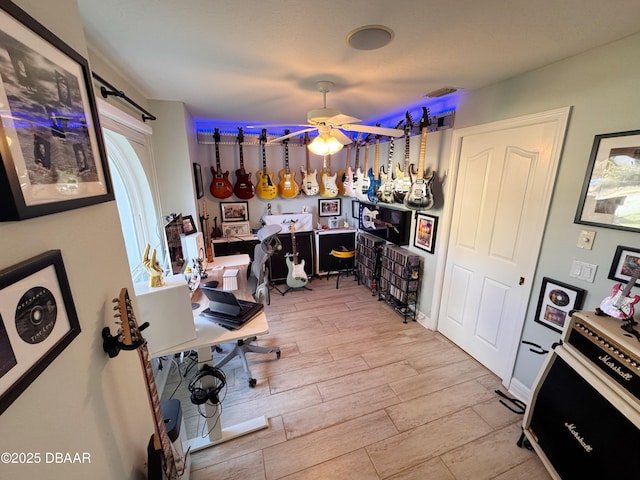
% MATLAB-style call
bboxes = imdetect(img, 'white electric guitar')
[599,267,640,319]
[285,221,308,288]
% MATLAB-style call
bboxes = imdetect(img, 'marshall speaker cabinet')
[523,311,640,479]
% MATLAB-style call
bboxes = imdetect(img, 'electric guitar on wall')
[256,128,277,200]
[300,132,319,196]
[405,107,436,210]
[278,132,300,199]
[209,128,233,199]
[344,134,361,197]
[285,221,309,288]
[393,112,414,203]
[318,153,338,198]
[336,144,350,196]
[599,267,640,319]
[102,288,187,480]
[366,133,382,203]
[233,127,256,199]
[378,135,397,203]
[355,133,372,202]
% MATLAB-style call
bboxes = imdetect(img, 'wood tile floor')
[161,275,552,479]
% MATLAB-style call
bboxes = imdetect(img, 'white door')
[437,108,569,382]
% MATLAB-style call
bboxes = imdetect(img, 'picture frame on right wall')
[534,277,586,333]
[607,245,640,285]
[414,213,438,254]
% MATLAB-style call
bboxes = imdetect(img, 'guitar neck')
[215,143,222,171]
[374,139,380,180]
[403,129,410,172]
[284,144,290,173]
[291,228,298,264]
[416,127,427,180]
[619,268,640,301]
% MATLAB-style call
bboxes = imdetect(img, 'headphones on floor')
[188,364,226,405]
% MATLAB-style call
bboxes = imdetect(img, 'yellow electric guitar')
[278,132,300,199]
[319,153,338,198]
[256,128,277,200]
[300,132,319,196]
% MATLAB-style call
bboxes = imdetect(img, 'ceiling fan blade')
[326,113,361,126]
[331,128,353,145]
[246,123,312,129]
[268,127,317,143]
[341,123,404,137]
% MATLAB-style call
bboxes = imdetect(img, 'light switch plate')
[577,230,596,249]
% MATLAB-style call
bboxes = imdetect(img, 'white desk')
[152,254,270,452]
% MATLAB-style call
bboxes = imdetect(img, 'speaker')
[523,347,639,479]
[315,230,356,275]
[269,231,314,282]
[188,365,226,405]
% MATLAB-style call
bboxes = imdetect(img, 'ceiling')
[77,0,640,129]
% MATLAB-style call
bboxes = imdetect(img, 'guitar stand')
[274,283,312,296]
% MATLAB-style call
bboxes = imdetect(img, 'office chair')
[217,224,282,387]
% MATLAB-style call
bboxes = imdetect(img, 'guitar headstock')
[237,126,244,144]
[375,124,382,141]
[363,132,372,144]
[260,128,267,144]
[102,287,148,357]
[282,129,290,146]
[404,111,414,134]
[419,107,431,130]
[213,127,220,144]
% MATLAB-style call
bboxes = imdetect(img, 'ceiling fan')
[249,81,404,154]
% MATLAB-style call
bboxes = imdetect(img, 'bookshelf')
[355,231,384,294]
[378,244,421,323]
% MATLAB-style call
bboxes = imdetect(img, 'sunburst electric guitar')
[393,112,414,203]
[278,132,300,199]
[209,128,233,199]
[233,127,255,199]
[600,267,640,319]
[405,107,436,210]
[367,133,382,203]
[102,288,187,480]
[285,221,309,288]
[300,132,319,196]
[319,153,338,198]
[256,128,277,200]
[355,134,372,202]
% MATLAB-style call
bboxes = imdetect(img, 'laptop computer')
[199,284,263,330]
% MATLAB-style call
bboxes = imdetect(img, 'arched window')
[98,100,166,283]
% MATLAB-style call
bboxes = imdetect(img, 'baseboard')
[507,377,531,404]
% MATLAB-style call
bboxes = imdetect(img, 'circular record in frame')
[15,286,57,344]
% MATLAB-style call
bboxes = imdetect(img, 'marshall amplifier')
[523,311,640,479]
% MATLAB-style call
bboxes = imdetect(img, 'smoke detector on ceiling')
[346,25,394,50]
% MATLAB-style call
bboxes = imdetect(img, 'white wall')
[454,32,640,389]
[0,2,155,479]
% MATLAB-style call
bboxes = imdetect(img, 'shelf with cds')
[378,244,421,323]
[355,231,384,295]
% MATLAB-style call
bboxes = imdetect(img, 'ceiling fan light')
[308,134,343,156]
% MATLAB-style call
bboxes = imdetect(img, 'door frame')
[429,107,571,384]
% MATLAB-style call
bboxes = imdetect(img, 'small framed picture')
[182,215,197,235]
[607,245,640,285]
[414,213,438,254]
[318,198,341,217]
[193,163,204,199]
[220,201,248,222]
[534,277,586,333]
[0,250,81,415]
[351,200,359,219]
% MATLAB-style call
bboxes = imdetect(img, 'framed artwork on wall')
[0,2,113,221]
[351,200,359,219]
[607,245,640,285]
[0,250,81,415]
[414,213,438,254]
[220,201,249,222]
[193,163,204,199]
[181,215,197,235]
[575,130,640,233]
[534,277,585,333]
[318,198,341,217]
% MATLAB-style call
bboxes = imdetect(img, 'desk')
[151,254,270,452]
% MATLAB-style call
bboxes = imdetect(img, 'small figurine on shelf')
[142,244,164,287]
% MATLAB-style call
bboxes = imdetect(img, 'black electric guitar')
[209,128,233,199]
[233,127,256,199]
[405,107,435,210]
[285,221,308,288]
[600,267,640,319]
[102,288,187,480]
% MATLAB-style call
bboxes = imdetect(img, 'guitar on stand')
[102,288,188,480]
[283,221,310,294]
[201,201,214,262]
[319,153,338,198]
[233,127,256,199]
[209,128,233,199]
[367,133,382,203]
[405,107,436,210]
[301,132,319,196]
[393,112,414,203]
[277,132,300,199]
[599,267,640,321]
[256,128,277,200]
[355,133,372,202]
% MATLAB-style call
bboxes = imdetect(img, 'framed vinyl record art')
[0,250,80,415]
[0,2,113,221]
[534,277,585,333]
